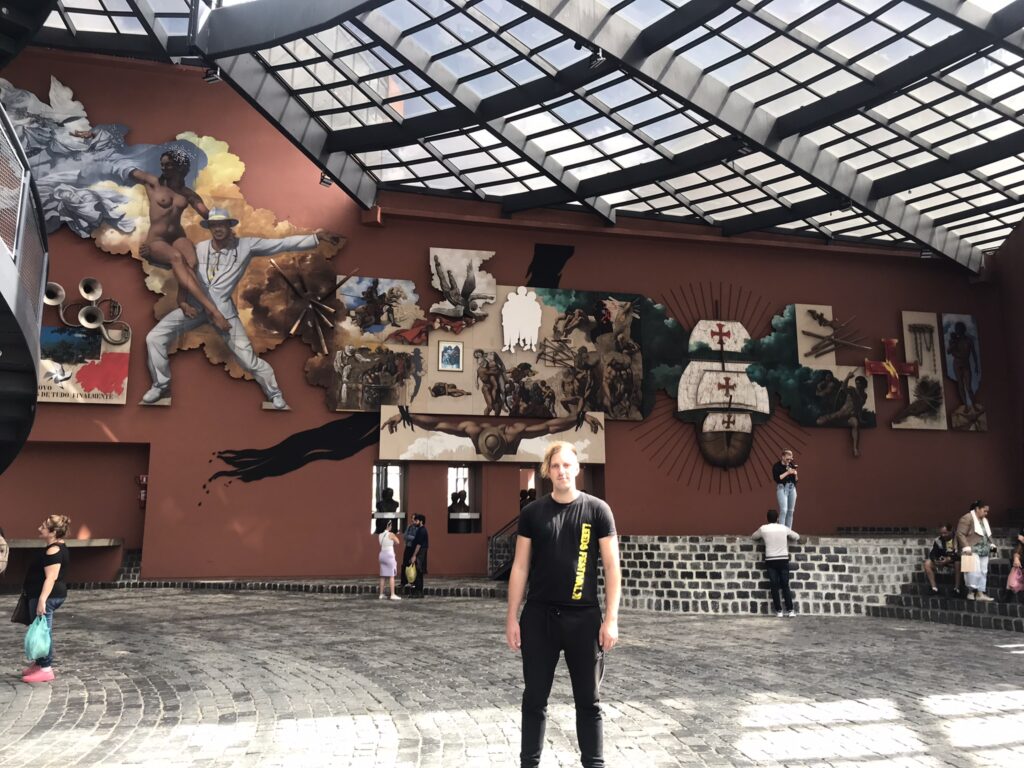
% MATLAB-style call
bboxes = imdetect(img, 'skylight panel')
[714,56,771,86]
[797,5,863,45]
[463,71,513,100]
[684,37,741,69]
[68,12,116,33]
[573,160,622,180]
[379,0,430,31]
[614,0,674,28]
[473,36,517,66]
[551,99,600,124]
[473,0,525,26]
[113,16,146,34]
[761,0,830,26]
[507,17,560,49]
[408,26,460,57]
[859,38,923,75]
[831,22,891,61]
[754,36,804,68]
[721,15,773,48]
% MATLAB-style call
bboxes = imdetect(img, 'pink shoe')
[20,663,40,677]
[22,667,54,684]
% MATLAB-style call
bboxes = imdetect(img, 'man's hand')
[584,414,604,433]
[380,414,403,434]
[179,302,199,318]
[599,618,618,651]
[506,616,521,651]
[139,243,151,260]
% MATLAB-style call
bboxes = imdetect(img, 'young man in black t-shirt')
[505,441,621,768]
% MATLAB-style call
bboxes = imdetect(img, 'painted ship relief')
[676,320,770,467]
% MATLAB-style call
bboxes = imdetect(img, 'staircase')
[115,549,142,585]
[487,516,518,580]
[866,558,1024,632]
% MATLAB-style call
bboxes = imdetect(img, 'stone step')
[867,595,1024,633]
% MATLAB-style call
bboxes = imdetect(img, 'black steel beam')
[870,130,1024,199]
[324,58,607,153]
[501,137,743,214]
[773,31,986,139]
[721,194,844,236]
[905,0,1024,57]
[625,0,734,59]
[194,0,386,59]
[32,28,190,60]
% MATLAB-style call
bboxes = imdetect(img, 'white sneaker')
[966,592,977,600]
[141,385,169,404]
[378,594,386,600]
[776,611,784,618]
[270,394,288,410]
[976,593,994,603]
[786,611,796,617]
[389,595,402,601]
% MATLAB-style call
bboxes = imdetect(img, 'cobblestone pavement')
[1,590,1023,768]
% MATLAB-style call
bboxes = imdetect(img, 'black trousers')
[519,602,605,768]
[765,559,793,612]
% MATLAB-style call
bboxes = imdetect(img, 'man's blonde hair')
[541,441,578,478]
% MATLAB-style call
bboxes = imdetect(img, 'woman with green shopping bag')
[20,515,71,684]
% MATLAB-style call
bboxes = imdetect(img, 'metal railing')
[487,514,519,580]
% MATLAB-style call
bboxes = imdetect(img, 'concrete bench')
[5,538,123,549]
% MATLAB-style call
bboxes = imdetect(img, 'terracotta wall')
[0,49,1020,580]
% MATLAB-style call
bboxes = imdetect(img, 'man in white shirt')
[141,209,339,409]
[752,509,800,617]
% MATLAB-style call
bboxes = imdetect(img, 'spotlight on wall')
[319,171,333,188]
[202,66,221,84]
[589,48,606,69]
[44,277,131,345]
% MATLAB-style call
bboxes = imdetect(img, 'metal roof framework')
[33,0,1024,272]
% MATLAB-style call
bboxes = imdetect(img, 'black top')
[518,491,616,607]
[772,461,798,485]
[414,525,429,550]
[23,542,70,600]
[928,536,957,561]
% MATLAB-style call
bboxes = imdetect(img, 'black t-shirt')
[517,492,616,607]
[414,525,429,550]
[772,461,798,485]
[23,542,70,600]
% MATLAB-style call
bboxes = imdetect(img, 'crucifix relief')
[710,323,731,347]
[864,339,918,400]
[716,376,736,397]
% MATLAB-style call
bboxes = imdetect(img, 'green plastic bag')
[24,616,50,662]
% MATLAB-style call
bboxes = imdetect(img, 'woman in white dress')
[377,521,402,601]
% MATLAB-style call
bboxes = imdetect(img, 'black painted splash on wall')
[206,412,380,485]
[526,243,574,288]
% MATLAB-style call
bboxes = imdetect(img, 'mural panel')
[38,326,130,405]
[892,311,947,431]
[378,405,606,464]
[941,313,986,432]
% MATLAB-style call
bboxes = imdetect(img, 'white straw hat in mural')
[200,209,239,228]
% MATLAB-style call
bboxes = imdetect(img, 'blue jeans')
[35,596,65,668]
[776,483,797,528]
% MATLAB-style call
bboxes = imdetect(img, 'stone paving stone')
[0,591,1023,767]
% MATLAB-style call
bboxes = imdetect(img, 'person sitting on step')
[923,524,960,595]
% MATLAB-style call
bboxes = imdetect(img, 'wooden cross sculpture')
[864,339,918,400]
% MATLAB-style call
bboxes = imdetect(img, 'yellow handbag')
[404,563,417,583]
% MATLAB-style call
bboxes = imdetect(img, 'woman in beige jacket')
[955,501,994,602]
